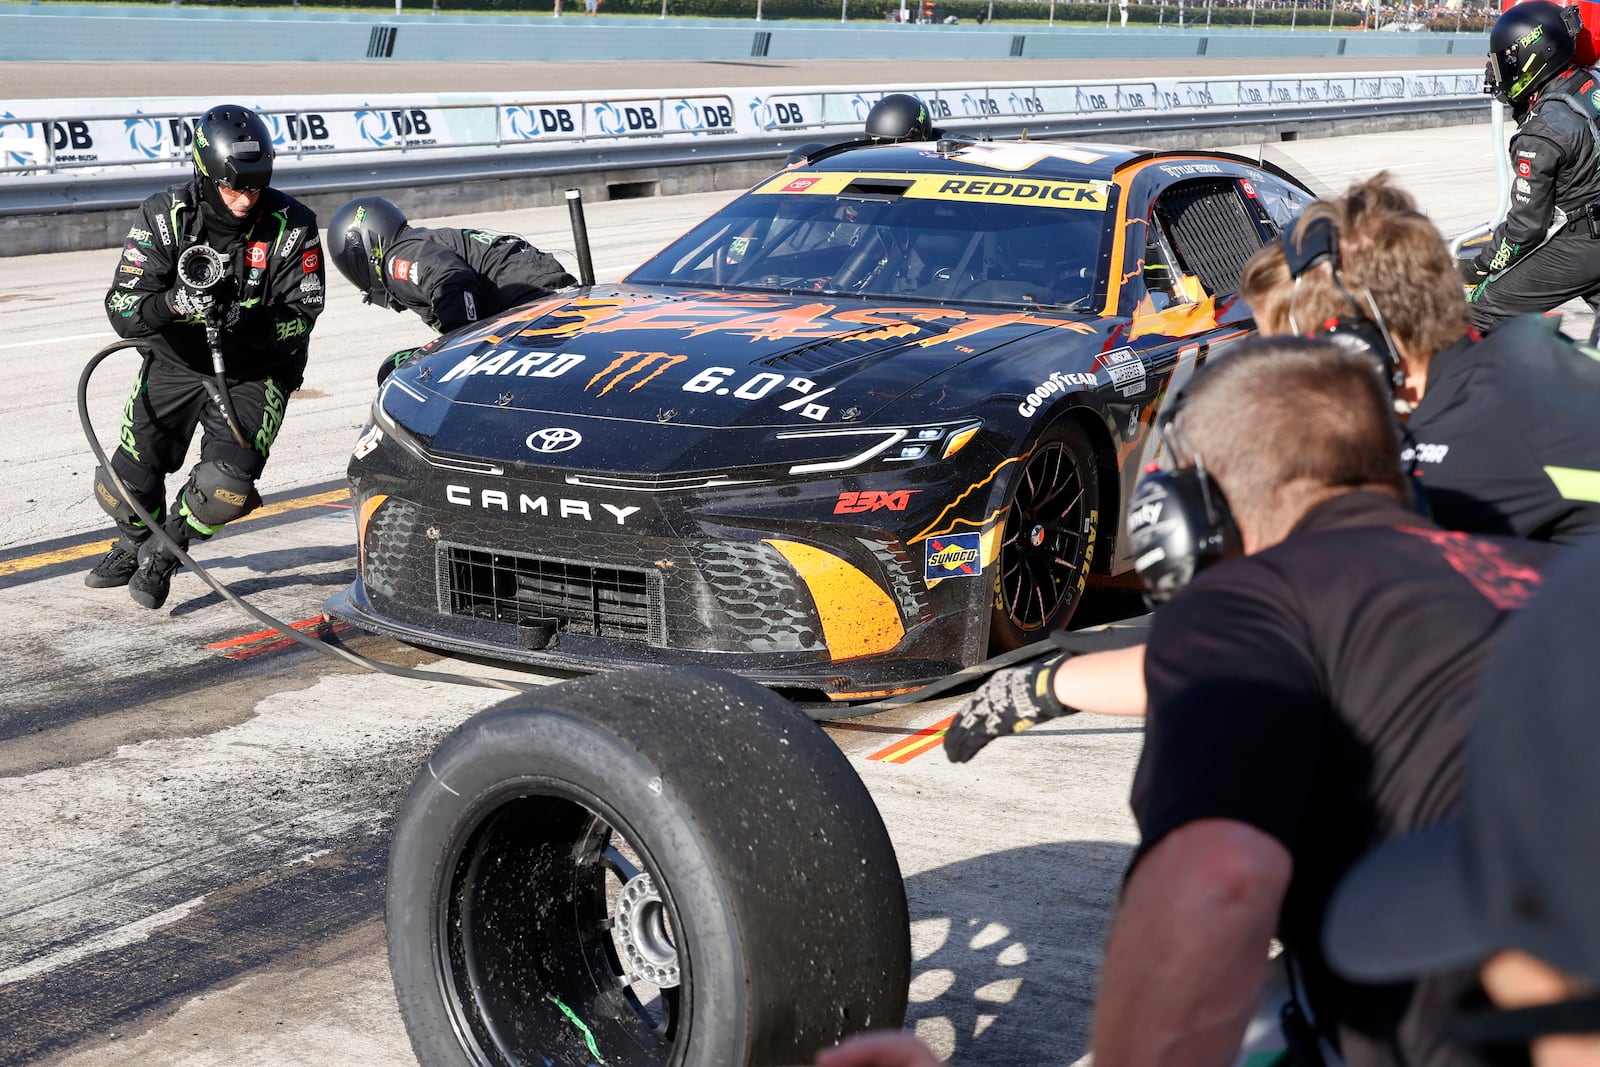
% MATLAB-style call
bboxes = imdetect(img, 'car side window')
[1150,178,1266,297]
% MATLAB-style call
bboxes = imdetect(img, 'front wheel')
[989,419,1100,652]
[386,666,911,1067]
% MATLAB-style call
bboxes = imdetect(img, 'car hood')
[398,284,1100,431]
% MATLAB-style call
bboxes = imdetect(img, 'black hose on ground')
[78,338,539,694]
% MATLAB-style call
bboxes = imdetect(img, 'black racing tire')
[386,666,910,1067]
[988,418,1101,652]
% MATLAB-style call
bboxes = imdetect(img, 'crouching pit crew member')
[1083,337,1557,1067]
[90,102,323,611]
[1243,171,1600,546]
[325,196,575,381]
[946,171,1600,757]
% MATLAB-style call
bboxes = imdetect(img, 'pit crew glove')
[377,348,420,384]
[943,656,1078,764]
[164,281,217,320]
[1460,254,1492,287]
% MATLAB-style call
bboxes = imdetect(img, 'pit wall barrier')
[0,5,1488,63]
[1,72,1488,255]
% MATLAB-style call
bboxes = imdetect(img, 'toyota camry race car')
[326,137,1314,701]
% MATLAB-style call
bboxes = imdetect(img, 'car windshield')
[628,170,1113,310]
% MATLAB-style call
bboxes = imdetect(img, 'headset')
[1280,213,1406,393]
[1129,214,1421,605]
[1127,392,1242,606]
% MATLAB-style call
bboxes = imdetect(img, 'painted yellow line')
[0,489,350,578]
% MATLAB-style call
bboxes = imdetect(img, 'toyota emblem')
[526,427,583,453]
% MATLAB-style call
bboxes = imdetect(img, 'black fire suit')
[1469,65,1600,331]
[381,227,575,334]
[100,181,323,544]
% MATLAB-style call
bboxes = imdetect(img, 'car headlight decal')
[942,423,981,459]
[763,539,905,662]
[778,419,983,476]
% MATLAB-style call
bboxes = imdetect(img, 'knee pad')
[94,461,162,526]
[179,459,262,531]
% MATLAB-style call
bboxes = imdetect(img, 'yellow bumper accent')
[357,494,389,570]
[764,539,905,663]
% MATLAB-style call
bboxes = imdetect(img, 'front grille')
[442,545,662,642]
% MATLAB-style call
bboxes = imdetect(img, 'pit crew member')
[90,102,323,611]
[325,196,575,380]
[1465,1,1600,333]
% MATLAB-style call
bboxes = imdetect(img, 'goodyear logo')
[755,171,1109,211]
[924,532,982,580]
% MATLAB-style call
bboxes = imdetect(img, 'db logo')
[246,242,268,269]
[302,249,320,273]
[1517,160,1532,178]
[781,177,817,192]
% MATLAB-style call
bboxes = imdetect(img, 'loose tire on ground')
[989,418,1101,651]
[386,666,911,1067]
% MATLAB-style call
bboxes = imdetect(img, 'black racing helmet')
[192,104,274,211]
[1487,1,1577,107]
[327,196,410,305]
[865,94,936,142]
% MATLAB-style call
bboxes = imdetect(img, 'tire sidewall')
[386,705,745,1067]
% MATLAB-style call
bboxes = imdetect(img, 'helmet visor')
[220,146,273,193]
[1489,46,1520,98]
[334,232,382,300]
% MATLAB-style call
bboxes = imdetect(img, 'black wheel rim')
[434,786,686,1067]
[998,439,1090,633]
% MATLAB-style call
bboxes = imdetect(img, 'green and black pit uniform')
[379,227,575,334]
[1468,65,1600,331]
[100,180,323,546]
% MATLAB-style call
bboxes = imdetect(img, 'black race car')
[326,138,1314,702]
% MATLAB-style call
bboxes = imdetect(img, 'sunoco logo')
[526,427,582,453]
[923,533,982,580]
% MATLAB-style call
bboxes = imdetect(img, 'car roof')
[802,138,1151,182]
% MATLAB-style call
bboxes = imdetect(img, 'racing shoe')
[128,542,183,611]
[84,535,147,589]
